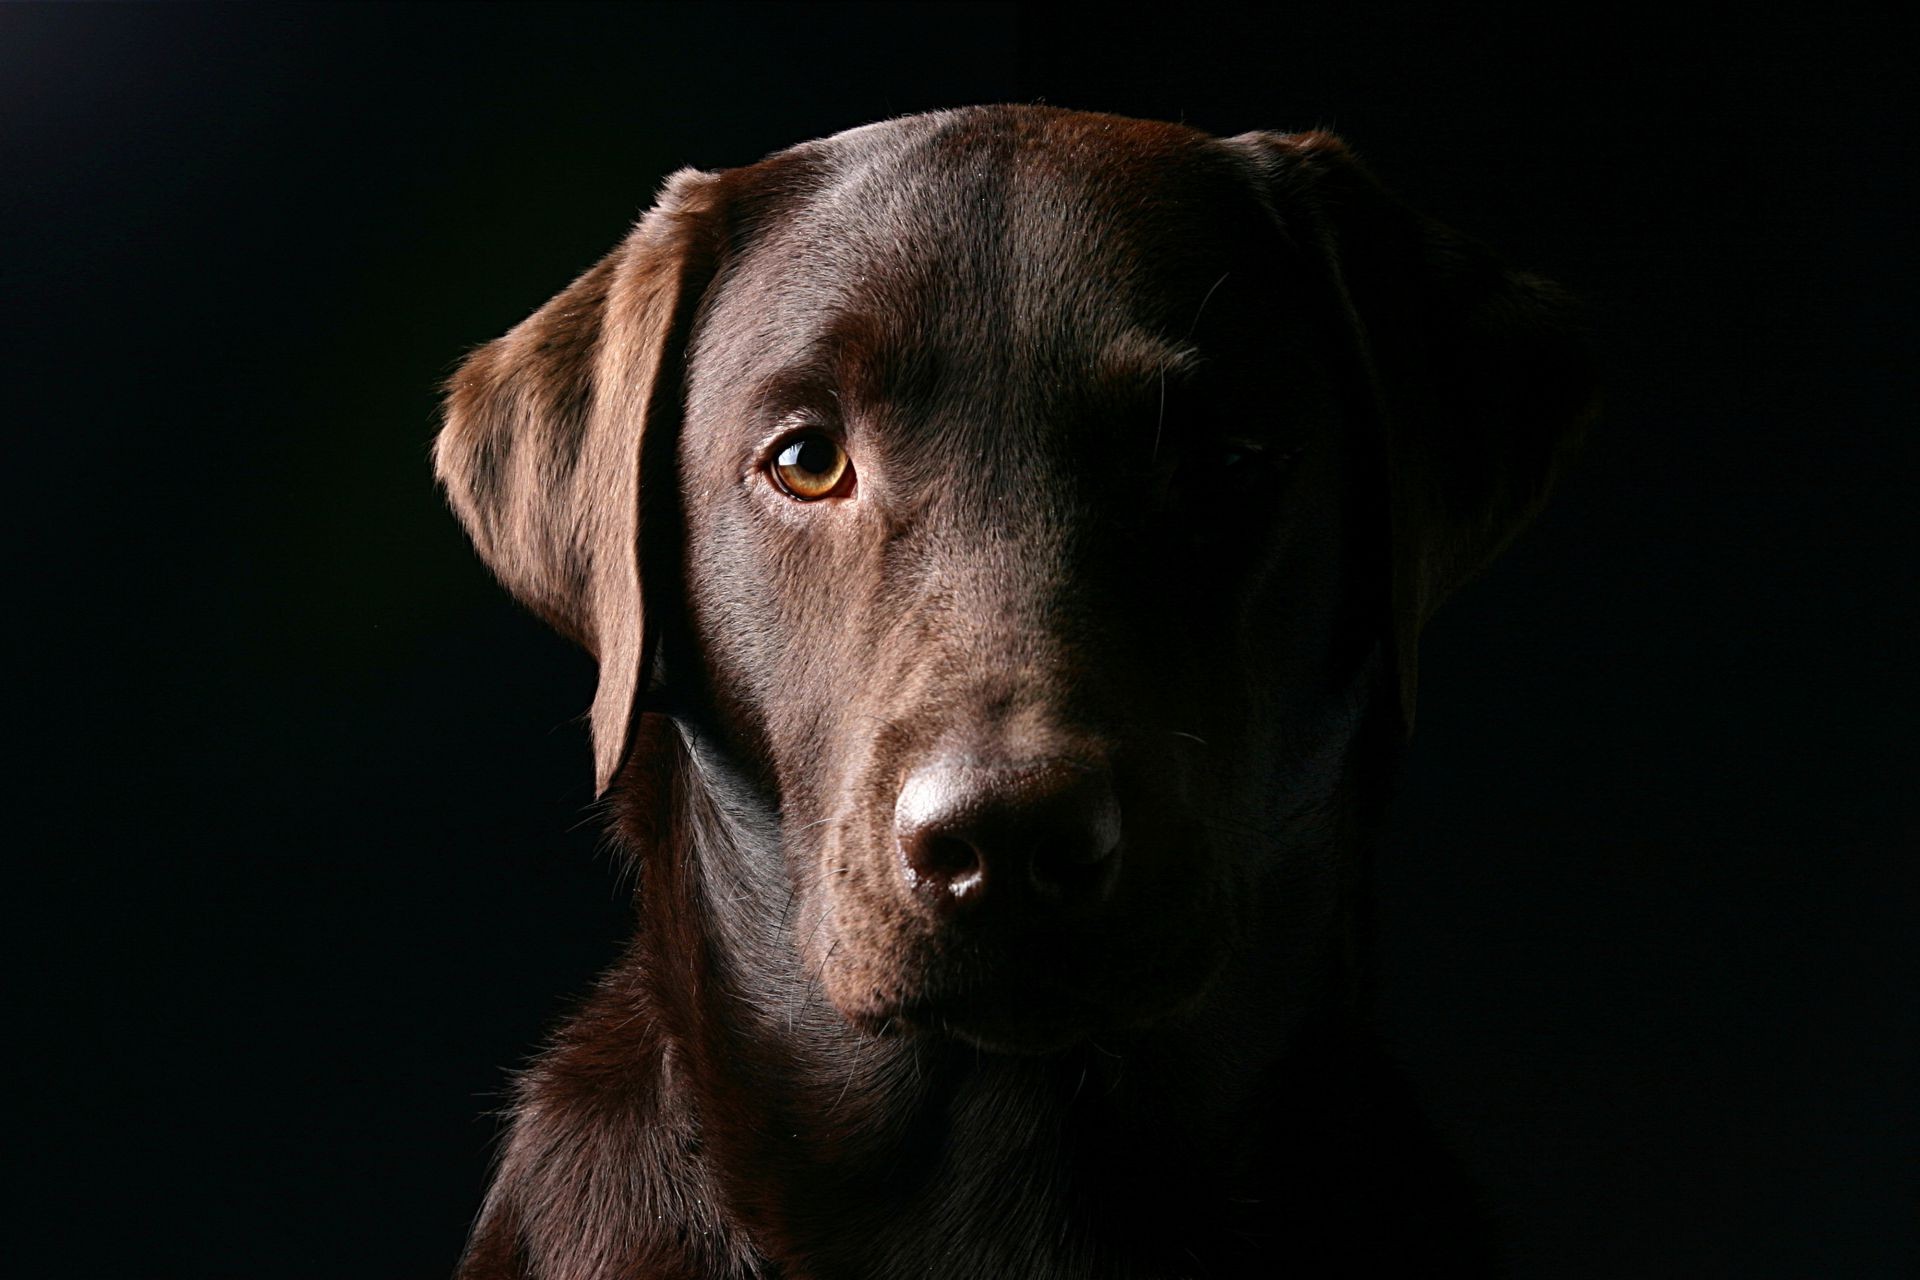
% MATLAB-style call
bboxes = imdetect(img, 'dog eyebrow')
[1092,331,1204,388]
[746,311,937,422]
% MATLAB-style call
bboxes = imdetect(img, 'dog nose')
[894,759,1122,917]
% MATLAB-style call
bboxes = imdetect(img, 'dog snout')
[893,758,1123,919]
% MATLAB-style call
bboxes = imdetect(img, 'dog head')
[436,106,1594,1053]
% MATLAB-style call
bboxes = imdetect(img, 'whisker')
[1195,817,1288,843]
[1152,365,1169,464]
[834,1022,866,1111]
[1184,271,1231,339]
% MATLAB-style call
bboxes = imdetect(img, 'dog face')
[674,113,1370,1051]
[437,107,1593,1054]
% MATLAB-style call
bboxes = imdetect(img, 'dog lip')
[856,965,1167,1051]
[838,917,1233,1052]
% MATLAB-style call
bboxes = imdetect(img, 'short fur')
[435,106,1595,1280]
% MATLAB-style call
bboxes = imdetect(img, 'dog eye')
[770,433,854,501]
[1163,440,1304,551]
[1199,438,1280,493]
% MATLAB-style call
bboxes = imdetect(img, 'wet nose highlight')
[893,759,1122,917]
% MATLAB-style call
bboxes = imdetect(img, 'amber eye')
[1192,438,1300,496]
[770,433,853,501]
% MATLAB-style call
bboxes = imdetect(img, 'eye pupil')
[771,432,852,500]
[780,437,838,476]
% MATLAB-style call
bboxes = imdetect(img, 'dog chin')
[889,997,1102,1056]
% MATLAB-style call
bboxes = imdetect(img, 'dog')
[435,105,1594,1279]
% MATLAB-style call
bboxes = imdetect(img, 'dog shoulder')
[458,976,765,1280]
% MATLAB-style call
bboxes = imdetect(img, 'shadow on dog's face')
[672,114,1375,1053]
[436,106,1592,1058]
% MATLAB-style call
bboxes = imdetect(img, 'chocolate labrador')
[435,105,1594,1279]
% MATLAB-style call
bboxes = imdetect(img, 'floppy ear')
[435,168,720,794]
[1222,130,1599,736]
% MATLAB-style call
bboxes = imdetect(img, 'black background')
[11,4,1913,1276]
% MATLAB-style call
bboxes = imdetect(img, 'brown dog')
[435,105,1593,1279]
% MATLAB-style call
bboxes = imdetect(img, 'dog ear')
[435,169,720,795]
[1222,130,1598,736]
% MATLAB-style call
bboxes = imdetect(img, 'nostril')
[1029,829,1120,897]
[902,831,987,906]
[1027,789,1121,900]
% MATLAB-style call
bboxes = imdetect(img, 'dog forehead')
[694,107,1281,399]
[792,104,1231,241]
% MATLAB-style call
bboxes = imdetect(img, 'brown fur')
[435,106,1595,1279]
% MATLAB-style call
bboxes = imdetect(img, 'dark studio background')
[10,4,1913,1276]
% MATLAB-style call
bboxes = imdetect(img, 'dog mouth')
[836,931,1229,1056]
